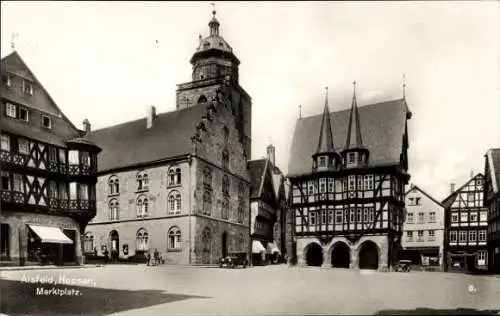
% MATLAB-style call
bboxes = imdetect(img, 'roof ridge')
[406,184,444,207]
[301,98,406,120]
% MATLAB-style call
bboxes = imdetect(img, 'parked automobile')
[395,260,412,272]
[220,252,248,268]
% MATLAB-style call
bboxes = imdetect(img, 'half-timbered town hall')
[0,51,101,266]
[83,10,251,265]
[287,84,411,271]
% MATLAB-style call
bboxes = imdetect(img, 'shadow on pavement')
[0,278,209,315]
[375,308,500,315]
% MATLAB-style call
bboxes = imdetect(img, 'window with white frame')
[450,231,457,242]
[349,209,355,222]
[460,213,468,222]
[364,175,374,190]
[309,211,317,225]
[19,107,29,122]
[418,212,424,223]
[428,230,435,240]
[327,209,333,224]
[459,230,467,242]
[328,179,334,192]
[168,227,181,249]
[136,195,148,217]
[407,231,413,241]
[407,212,414,223]
[42,115,52,129]
[108,176,119,195]
[357,176,364,191]
[109,199,119,220]
[68,150,79,164]
[477,251,487,265]
[59,183,68,199]
[308,181,314,195]
[429,211,436,223]
[335,210,343,224]
[469,230,477,242]
[321,210,327,224]
[368,207,375,222]
[1,134,10,151]
[5,102,16,118]
[347,152,356,164]
[168,190,181,214]
[12,174,23,193]
[136,229,149,251]
[348,175,355,191]
[356,208,362,222]
[69,182,77,199]
[319,156,326,167]
[78,183,88,200]
[417,230,424,241]
[478,230,486,241]
[319,178,326,193]
[1,74,11,87]
[137,171,148,191]
[451,213,458,223]
[363,208,369,222]
[58,149,66,163]
[22,79,33,95]
[470,212,478,222]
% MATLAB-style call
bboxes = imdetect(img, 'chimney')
[267,143,276,166]
[82,118,91,134]
[147,106,156,129]
[450,183,455,193]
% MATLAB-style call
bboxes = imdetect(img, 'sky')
[1,1,499,201]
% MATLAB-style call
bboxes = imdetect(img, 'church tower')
[176,8,252,158]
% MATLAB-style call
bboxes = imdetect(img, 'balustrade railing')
[1,190,95,214]
[0,150,27,166]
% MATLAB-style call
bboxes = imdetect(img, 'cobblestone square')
[1,265,500,315]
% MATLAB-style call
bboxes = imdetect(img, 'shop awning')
[266,242,281,254]
[28,225,73,244]
[252,240,266,254]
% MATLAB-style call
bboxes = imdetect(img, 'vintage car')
[395,260,412,272]
[220,252,249,268]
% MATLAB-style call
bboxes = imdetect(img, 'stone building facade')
[84,10,251,265]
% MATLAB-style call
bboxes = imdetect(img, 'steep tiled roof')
[441,173,484,209]
[248,159,267,199]
[84,104,208,173]
[1,51,83,145]
[288,99,410,177]
[486,148,500,193]
[405,184,444,208]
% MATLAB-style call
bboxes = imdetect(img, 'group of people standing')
[146,248,163,266]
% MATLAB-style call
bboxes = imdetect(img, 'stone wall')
[296,235,390,271]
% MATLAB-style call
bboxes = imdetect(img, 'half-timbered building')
[484,148,500,273]
[287,84,411,271]
[0,51,101,266]
[442,173,488,271]
[400,184,445,270]
[83,10,251,265]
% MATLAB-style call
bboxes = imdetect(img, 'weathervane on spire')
[325,86,329,105]
[211,2,216,16]
[299,105,302,119]
[352,80,357,97]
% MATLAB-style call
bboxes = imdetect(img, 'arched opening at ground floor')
[305,243,323,266]
[359,241,379,270]
[331,242,350,268]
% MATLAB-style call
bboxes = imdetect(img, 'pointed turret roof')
[344,81,365,150]
[315,87,335,155]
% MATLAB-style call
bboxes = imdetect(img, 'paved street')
[1,264,500,316]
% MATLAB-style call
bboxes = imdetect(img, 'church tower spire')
[341,81,369,168]
[312,87,340,172]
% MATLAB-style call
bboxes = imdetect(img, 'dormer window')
[42,115,52,129]
[319,156,326,167]
[203,42,210,49]
[1,74,11,87]
[348,152,356,164]
[22,79,33,95]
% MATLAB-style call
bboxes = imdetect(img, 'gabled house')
[0,51,101,266]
